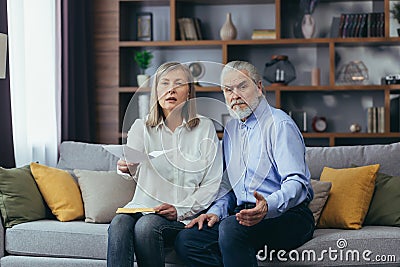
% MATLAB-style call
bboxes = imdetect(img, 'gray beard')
[228,97,260,120]
[228,106,253,120]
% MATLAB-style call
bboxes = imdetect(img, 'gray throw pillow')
[74,170,136,223]
[308,179,332,225]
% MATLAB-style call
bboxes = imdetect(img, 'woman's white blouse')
[123,116,223,222]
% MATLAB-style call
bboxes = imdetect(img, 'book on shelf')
[367,106,385,133]
[251,29,276,40]
[178,17,203,41]
[338,12,384,38]
[378,106,385,133]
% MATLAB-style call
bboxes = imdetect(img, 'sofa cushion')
[0,256,108,267]
[5,220,108,260]
[30,163,84,222]
[306,142,400,178]
[308,180,331,225]
[74,170,136,223]
[5,220,185,265]
[364,171,400,227]
[279,226,400,266]
[317,164,379,229]
[57,141,119,172]
[0,165,46,228]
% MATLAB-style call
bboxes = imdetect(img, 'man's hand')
[117,159,138,175]
[154,203,177,221]
[185,213,219,230]
[236,191,268,226]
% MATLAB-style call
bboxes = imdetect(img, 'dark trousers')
[175,202,315,267]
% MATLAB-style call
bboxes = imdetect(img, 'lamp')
[263,55,296,86]
[0,33,7,79]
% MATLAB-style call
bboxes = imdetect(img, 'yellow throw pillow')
[30,162,84,221]
[317,164,379,230]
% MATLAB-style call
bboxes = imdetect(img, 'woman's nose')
[167,86,176,94]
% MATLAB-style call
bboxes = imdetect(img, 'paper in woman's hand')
[103,145,152,163]
[103,145,176,163]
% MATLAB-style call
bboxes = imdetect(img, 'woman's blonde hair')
[146,62,199,129]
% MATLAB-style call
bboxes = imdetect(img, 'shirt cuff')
[265,194,280,219]
[208,204,228,220]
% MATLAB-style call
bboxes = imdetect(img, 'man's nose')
[231,91,241,99]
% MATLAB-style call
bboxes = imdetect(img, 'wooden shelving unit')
[93,0,400,146]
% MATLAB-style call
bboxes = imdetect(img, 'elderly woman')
[107,62,222,267]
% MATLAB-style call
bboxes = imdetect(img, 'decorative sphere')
[350,123,361,133]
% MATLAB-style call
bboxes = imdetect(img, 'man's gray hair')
[220,61,262,86]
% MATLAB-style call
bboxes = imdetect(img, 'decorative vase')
[220,13,237,40]
[137,74,150,88]
[301,14,315,39]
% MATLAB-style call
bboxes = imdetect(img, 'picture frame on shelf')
[136,12,153,41]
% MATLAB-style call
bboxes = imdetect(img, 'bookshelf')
[93,0,400,146]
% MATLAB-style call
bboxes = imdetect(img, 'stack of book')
[367,106,385,133]
[251,29,276,40]
[334,12,384,38]
[177,17,203,41]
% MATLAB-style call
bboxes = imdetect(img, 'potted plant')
[134,50,153,87]
[391,2,400,36]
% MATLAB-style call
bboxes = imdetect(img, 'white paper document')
[103,145,176,163]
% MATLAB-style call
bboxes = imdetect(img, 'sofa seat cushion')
[1,255,107,267]
[258,226,400,266]
[296,226,400,265]
[5,219,185,264]
[5,220,108,260]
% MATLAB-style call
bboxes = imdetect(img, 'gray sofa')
[1,141,399,266]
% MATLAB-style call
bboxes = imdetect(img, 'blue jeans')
[175,202,315,267]
[107,213,185,267]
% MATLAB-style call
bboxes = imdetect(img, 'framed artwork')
[136,12,153,41]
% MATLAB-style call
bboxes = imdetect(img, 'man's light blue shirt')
[208,98,313,219]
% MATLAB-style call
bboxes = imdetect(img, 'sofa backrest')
[57,141,400,180]
[306,142,400,179]
[57,141,119,171]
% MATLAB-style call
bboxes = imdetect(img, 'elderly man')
[175,61,315,267]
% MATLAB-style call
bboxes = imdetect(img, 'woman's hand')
[117,159,138,175]
[154,203,177,221]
